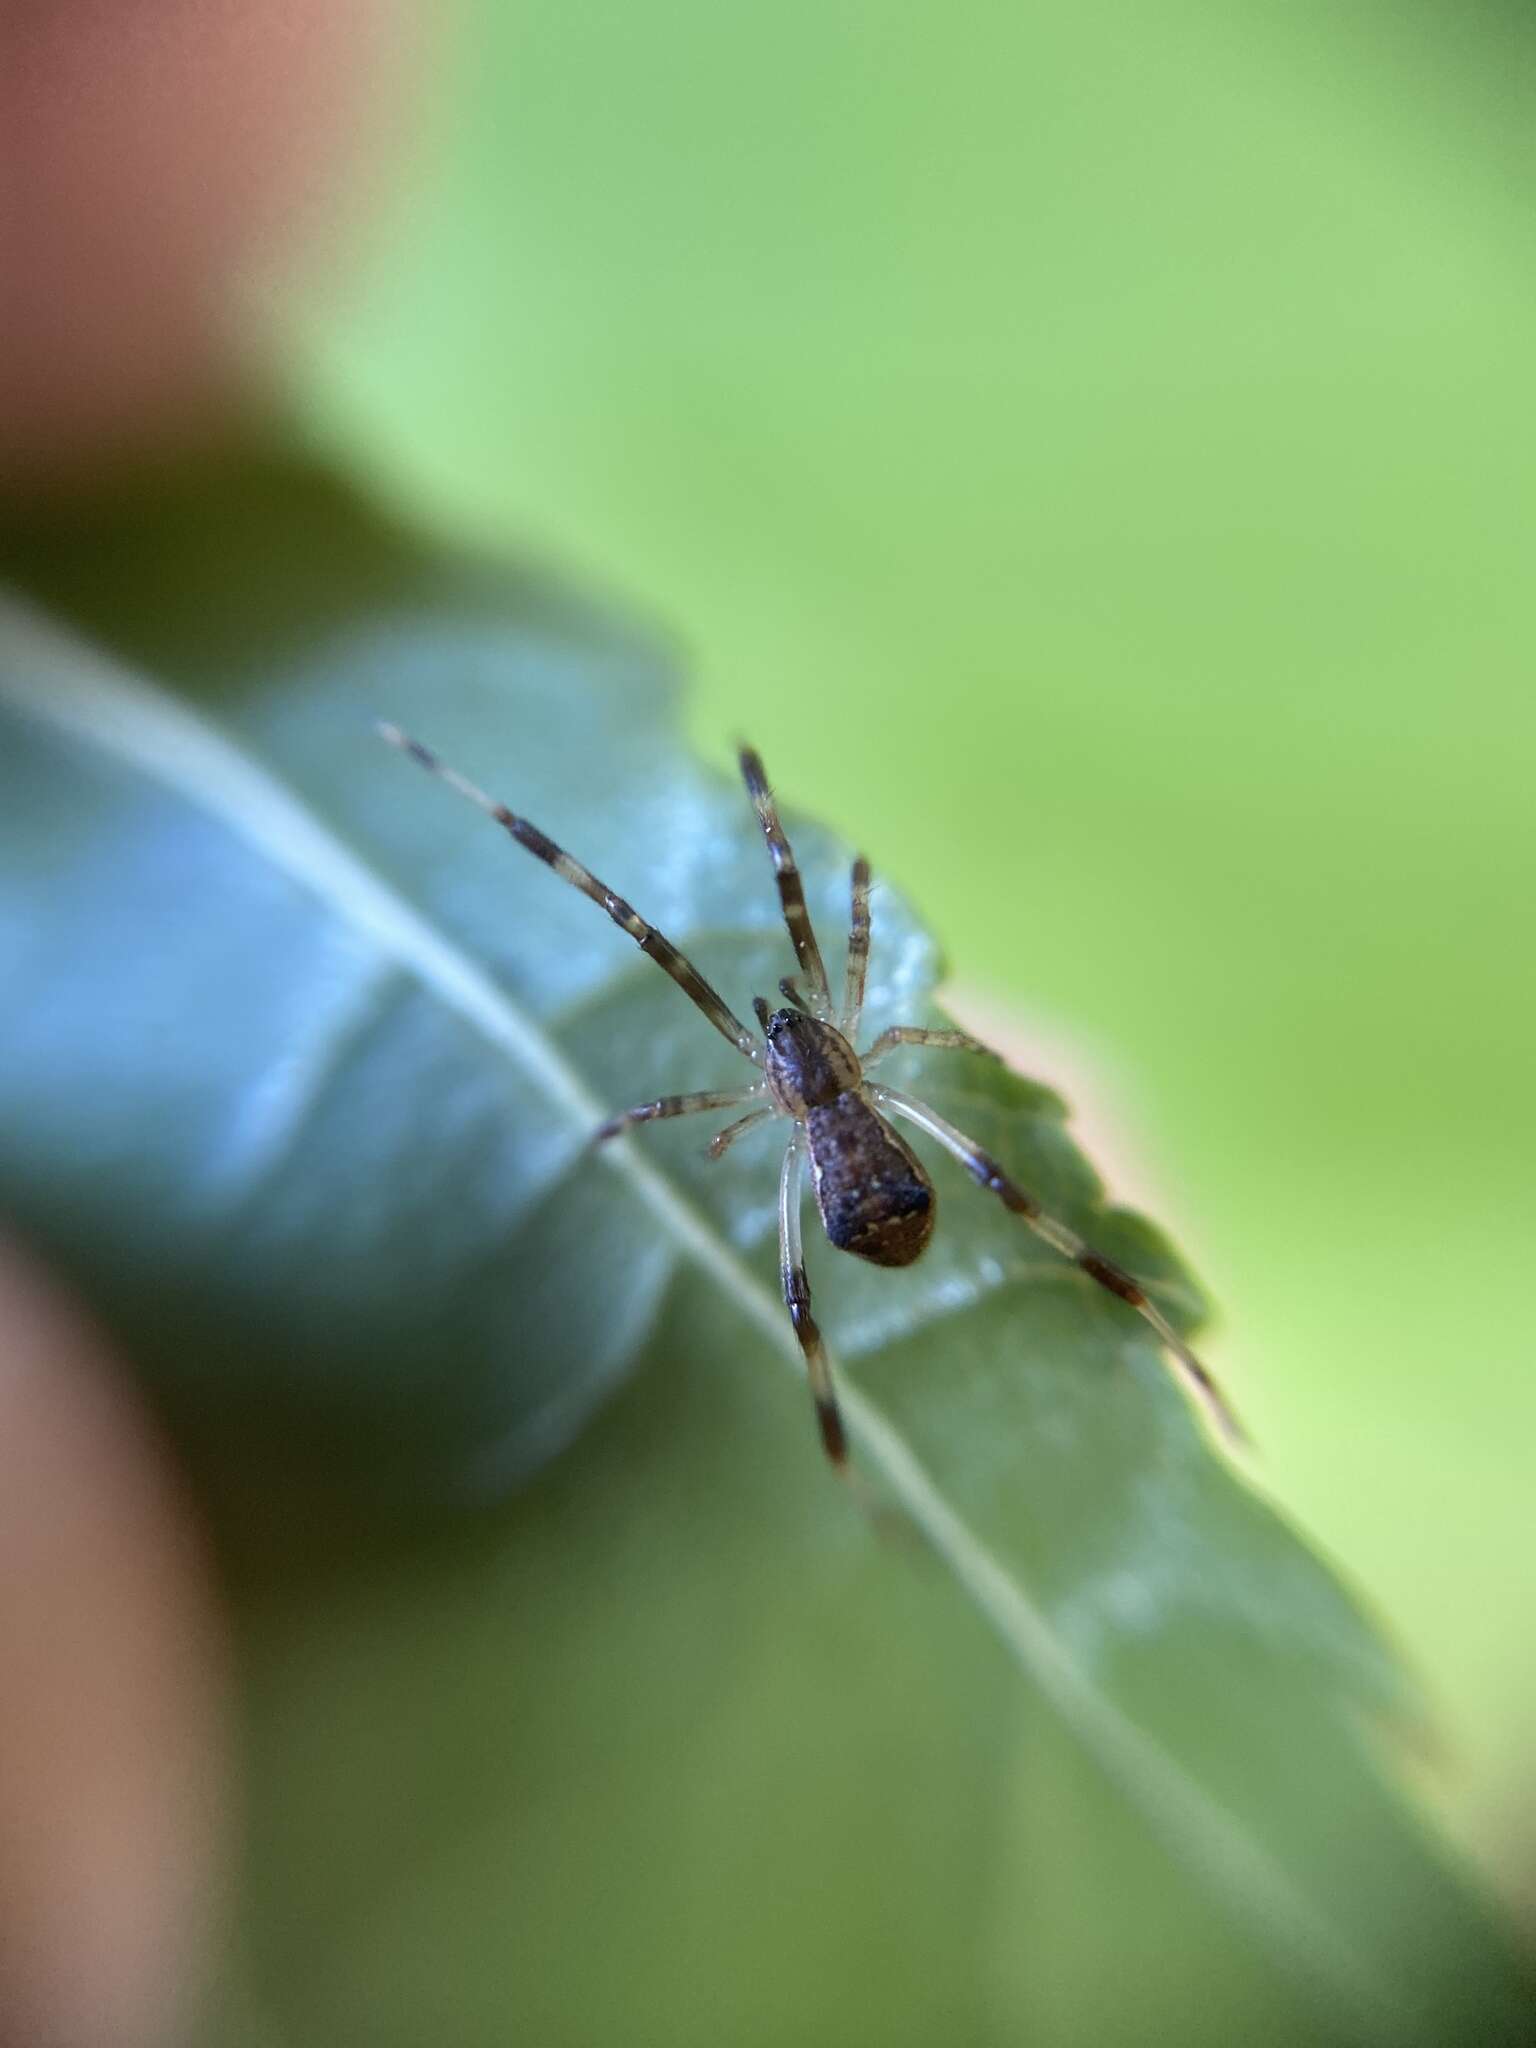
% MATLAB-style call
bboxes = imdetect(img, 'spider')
[379,726,1242,1470]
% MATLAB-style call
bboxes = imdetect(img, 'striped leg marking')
[842,856,871,1037]
[873,1085,1246,1446]
[860,1025,1000,1070]
[739,744,833,1014]
[779,1131,848,1467]
[594,1087,759,1144]
[380,725,761,1063]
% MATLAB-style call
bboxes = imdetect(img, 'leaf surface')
[0,457,1528,2046]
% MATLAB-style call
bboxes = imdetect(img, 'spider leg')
[739,745,833,1014]
[707,1105,776,1160]
[594,1085,762,1144]
[380,725,762,1065]
[777,976,815,1015]
[841,855,871,1036]
[872,1084,1246,1445]
[861,1025,1000,1070]
[779,1128,848,1468]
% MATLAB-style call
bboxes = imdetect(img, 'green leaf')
[1,454,1528,2047]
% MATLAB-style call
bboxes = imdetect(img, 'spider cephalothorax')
[760,1007,860,1116]
[381,727,1242,1471]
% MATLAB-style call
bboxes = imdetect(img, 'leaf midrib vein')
[0,589,1411,2044]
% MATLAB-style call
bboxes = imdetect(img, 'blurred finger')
[0,1236,231,2048]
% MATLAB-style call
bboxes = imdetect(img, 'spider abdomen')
[806,1092,935,1268]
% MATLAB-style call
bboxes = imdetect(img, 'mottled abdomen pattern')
[806,1092,935,1268]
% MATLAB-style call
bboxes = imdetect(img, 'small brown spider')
[379,727,1242,1470]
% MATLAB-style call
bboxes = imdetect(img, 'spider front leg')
[380,725,763,1065]
[842,855,871,1036]
[872,1085,1246,1445]
[739,745,834,1014]
[779,1129,848,1468]
[861,1025,1001,1070]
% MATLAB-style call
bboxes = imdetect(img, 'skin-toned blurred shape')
[0,1239,230,2048]
[0,0,410,475]
[0,8,425,2036]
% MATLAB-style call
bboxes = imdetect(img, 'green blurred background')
[285,0,1535,1903]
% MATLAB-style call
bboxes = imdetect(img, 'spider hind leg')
[872,1084,1246,1445]
[779,1130,849,1468]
